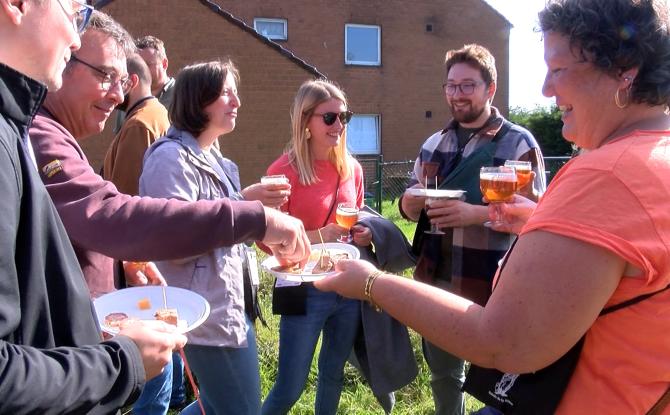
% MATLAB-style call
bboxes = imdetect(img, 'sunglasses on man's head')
[312,110,353,126]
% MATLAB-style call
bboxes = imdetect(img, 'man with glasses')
[0,0,189,413]
[399,44,546,415]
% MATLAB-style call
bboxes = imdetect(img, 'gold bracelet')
[364,269,384,312]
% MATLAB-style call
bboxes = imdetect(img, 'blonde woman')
[262,79,372,415]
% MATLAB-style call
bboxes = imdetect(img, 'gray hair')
[85,10,136,57]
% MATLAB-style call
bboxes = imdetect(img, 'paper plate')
[93,286,210,335]
[406,188,466,199]
[261,242,360,282]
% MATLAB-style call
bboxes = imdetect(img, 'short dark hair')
[445,44,497,86]
[135,35,167,60]
[539,0,670,106]
[126,53,151,87]
[169,60,240,136]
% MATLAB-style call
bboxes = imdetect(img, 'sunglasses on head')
[312,110,353,126]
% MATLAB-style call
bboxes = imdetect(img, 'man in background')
[103,52,169,195]
[113,35,174,133]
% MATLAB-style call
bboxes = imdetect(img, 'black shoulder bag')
[463,239,670,414]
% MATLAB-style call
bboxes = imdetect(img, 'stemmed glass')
[420,161,444,235]
[480,166,517,227]
[335,202,359,243]
[504,160,533,192]
[260,174,289,208]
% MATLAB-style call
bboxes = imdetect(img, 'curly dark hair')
[539,0,670,106]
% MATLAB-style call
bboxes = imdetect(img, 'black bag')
[463,241,670,414]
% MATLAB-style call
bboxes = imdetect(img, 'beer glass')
[425,196,446,235]
[260,174,289,208]
[335,202,359,243]
[504,160,533,191]
[480,166,517,226]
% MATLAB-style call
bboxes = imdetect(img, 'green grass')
[166,198,485,414]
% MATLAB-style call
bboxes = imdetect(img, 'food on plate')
[154,308,179,326]
[137,298,151,310]
[104,312,129,328]
[272,249,350,274]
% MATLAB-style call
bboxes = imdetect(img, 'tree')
[509,106,573,156]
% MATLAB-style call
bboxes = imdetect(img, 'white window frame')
[347,114,381,155]
[253,18,288,41]
[345,24,381,66]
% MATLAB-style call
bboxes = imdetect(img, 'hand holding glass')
[335,203,359,243]
[260,174,289,208]
[480,166,517,227]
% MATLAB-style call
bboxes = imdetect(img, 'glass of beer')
[260,174,288,186]
[335,202,359,243]
[504,160,533,191]
[480,166,517,226]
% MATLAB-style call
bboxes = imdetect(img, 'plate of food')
[261,242,360,282]
[93,286,210,335]
[406,188,466,199]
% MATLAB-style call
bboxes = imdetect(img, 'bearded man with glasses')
[398,44,546,415]
[0,0,188,413]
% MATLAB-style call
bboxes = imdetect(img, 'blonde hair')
[287,79,352,185]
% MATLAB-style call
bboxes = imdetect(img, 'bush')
[509,106,573,156]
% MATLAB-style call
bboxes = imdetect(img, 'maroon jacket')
[29,108,266,297]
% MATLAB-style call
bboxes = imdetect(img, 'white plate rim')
[93,286,210,335]
[261,242,360,282]
[407,188,466,198]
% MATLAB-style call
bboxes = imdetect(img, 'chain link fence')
[356,155,571,215]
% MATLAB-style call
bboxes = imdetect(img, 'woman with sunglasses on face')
[261,79,372,415]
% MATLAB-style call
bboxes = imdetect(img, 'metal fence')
[356,155,571,214]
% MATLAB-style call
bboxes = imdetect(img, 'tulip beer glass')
[480,166,517,226]
[335,202,359,243]
[504,160,533,190]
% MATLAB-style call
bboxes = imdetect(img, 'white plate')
[406,188,466,199]
[261,242,360,282]
[93,286,210,335]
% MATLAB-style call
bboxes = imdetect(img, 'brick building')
[91,0,510,186]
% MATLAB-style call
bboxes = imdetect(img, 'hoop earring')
[305,128,311,139]
[614,87,630,109]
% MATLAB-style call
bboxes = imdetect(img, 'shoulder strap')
[600,283,670,316]
[322,175,341,227]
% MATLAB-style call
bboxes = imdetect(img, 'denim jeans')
[180,317,260,415]
[422,339,465,415]
[261,285,361,415]
[170,351,186,407]
[133,359,173,415]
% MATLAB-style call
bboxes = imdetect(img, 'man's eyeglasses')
[70,55,133,94]
[443,81,485,96]
[56,0,94,33]
[312,111,354,126]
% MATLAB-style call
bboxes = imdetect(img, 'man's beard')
[449,100,486,124]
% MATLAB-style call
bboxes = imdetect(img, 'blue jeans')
[180,317,260,415]
[262,285,361,415]
[422,339,465,415]
[133,359,173,415]
[170,351,186,407]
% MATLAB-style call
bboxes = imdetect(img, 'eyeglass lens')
[321,111,353,126]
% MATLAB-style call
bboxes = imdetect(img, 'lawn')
[166,199,485,414]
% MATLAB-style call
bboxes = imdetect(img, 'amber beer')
[480,168,518,202]
[336,206,359,229]
[504,160,533,189]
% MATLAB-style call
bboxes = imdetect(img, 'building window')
[254,18,287,40]
[347,115,380,154]
[345,24,381,66]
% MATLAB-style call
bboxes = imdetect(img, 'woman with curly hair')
[315,1,670,413]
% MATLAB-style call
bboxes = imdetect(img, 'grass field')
[166,199,485,414]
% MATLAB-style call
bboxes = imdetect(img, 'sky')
[484,0,554,109]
